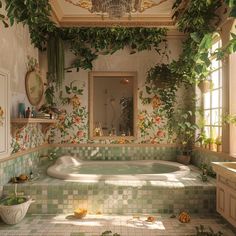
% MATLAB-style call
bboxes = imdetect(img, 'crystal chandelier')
[92,0,136,19]
[65,0,160,19]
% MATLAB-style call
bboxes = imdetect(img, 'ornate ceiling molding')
[49,0,178,28]
[58,16,175,27]
[64,0,167,13]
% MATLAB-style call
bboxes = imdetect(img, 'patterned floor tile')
[0,214,235,236]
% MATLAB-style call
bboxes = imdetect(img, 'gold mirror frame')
[89,71,138,140]
[25,70,44,106]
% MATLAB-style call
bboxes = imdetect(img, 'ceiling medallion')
[65,0,168,19]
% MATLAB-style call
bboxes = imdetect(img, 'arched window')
[203,36,222,142]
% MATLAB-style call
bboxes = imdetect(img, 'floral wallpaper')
[10,75,174,153]
[11,84,174,153]
[43,76,173,145]
[47,81,88,144]
[11,124,45,153]
[137,91,171,144]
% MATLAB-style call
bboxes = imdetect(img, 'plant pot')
[209,143,215,151]
[0,197,34,225]
[217,144,222,152]
[177,155,191,165]
[154,80,167,89]
[198,80,212,93]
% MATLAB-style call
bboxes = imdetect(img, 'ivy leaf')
[199,34,213,51]
[146,86,151,94]
[65,86,71,94]
[230,32,236,39]
[9,16,14,26]
[230,7,236,17]
[190,33,201,43]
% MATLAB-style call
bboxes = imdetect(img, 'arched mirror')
[89,71,137,139]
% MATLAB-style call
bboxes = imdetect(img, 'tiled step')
[3,179,216,215]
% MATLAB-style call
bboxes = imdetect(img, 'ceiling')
[49,0,177,28]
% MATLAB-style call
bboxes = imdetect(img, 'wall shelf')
[11,118,57,136]
[11,118,57,124]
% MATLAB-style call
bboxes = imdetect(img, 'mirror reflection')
[89,72,137,138]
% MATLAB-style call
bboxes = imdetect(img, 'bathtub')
[47,156,190,181]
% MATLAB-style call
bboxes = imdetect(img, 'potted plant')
[173,110,198,165]
[196,131,207,148]
[0,185,34,225]
[215,136,222,152]
[146,63,177,89]
[206,137,215,151]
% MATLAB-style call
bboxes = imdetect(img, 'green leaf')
[199,34,213,51]
[190,32,201,43]
[9,16,14,26]
[231,32,236,39]
[65,86,71,94]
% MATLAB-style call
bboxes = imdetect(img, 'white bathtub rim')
[47,156,190,181]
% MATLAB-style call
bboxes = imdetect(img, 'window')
[203,38,222,141]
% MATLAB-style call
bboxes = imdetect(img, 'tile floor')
[0,214,235,236]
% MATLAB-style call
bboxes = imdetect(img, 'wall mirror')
[25,70,44,106]
[89,71,137,139]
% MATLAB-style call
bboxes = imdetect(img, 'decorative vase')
[177,155,191,165]
[18,103,25,118]
[198,80,212,93]
[0,197,34,225]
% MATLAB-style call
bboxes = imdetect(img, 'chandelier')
[65,0,162,19]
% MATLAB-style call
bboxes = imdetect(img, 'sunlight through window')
[203,37,222,141]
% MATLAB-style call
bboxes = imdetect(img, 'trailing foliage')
[47,35,65,88]
[62,27,168,71]
[173,0,222,33]
[5,0,56,50]
[145,63,178,121]
[2,0,168,86]
[170,0,223,85]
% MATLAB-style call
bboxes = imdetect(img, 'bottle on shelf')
[25,107,31,118]
[31,107,36,118]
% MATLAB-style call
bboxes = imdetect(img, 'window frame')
[202,36,223,143]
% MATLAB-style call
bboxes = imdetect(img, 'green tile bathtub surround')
[55,146,178,161]
[0,147,51,186]
[0,152,40,186]
[3,166,216,215]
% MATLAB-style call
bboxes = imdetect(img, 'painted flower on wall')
[138,87,171,144]
[47,81,88,144]
[11,124,45,153]
[151,95,161,109]
[154,116,161,124]
[70,95,81,109]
